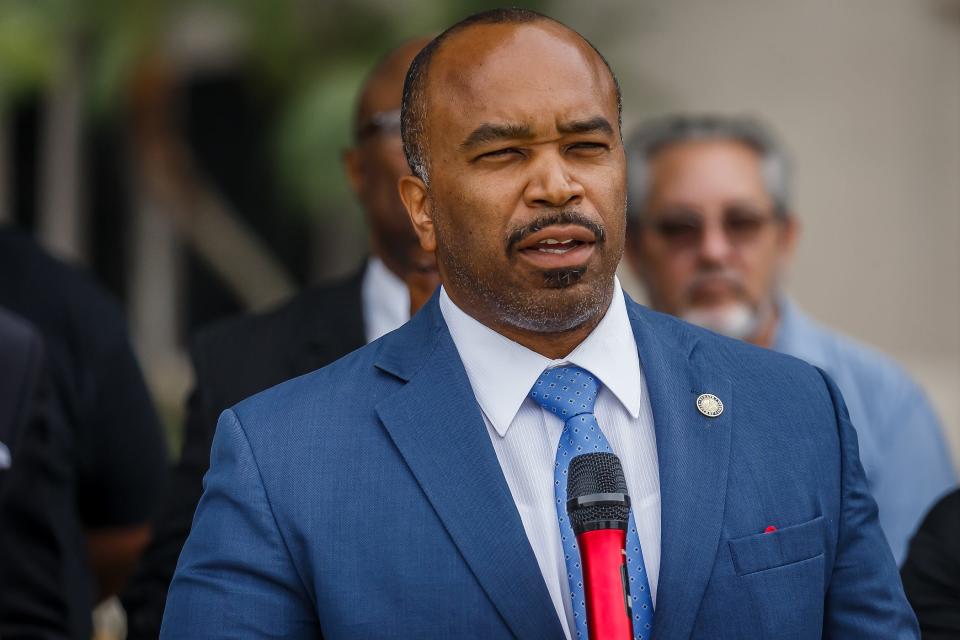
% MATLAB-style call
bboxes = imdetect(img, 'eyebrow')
[459,116,615,151]
[557,116,614,136]
[460,123,535,150]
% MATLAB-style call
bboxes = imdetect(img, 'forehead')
[428,22,619,136]
[649,139,770,202]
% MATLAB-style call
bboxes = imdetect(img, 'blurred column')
[128,196,180,367]
[37,38,85,263]
[127,186,194,432]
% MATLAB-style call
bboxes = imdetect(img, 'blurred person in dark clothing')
[0,308,45,490]
[0,307,89,639]
[623,114,956,564]
[0,226,168,626]
[121,37,437,638]
[901,488,960,639]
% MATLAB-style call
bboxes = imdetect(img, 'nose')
[698,217,733,266]
[524,153,585,208]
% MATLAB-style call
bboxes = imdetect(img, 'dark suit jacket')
[901,488,960,639]
[0,308,45,479]
[0,227,167,531]
[122,269,366,639]
[0,308,90,639]
[162,291,917,638]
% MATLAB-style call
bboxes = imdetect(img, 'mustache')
[684,268,748,299]
[505,211,606,255]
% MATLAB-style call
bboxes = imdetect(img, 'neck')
[493,314,605,360]
[445,283,614,360]
[747,300,780,349]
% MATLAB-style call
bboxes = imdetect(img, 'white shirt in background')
[362,257,411,344]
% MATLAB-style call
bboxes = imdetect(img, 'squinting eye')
[568,142,607,153]
[479,148,522,160]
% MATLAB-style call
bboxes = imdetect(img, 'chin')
[681,302,760,341]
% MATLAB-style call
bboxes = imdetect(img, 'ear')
[343,147,364,197]
[398,174,436,252]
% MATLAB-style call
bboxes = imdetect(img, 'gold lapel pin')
[696,393,724,418]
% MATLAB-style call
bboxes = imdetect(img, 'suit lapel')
[374,298,564,640]
[626,301,732,640]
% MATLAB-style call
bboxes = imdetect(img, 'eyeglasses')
[355,109,402,143]
[641,207,780,249]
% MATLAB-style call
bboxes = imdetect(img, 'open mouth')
[530,237,587,254]
[514,225,597,269]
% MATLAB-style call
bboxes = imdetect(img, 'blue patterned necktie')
[529,365,654,640]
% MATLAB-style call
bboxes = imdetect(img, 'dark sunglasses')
[642,207,781,249]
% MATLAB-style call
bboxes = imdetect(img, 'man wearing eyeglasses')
[622,114,956,565]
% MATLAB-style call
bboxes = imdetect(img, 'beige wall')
[554,0,960,468]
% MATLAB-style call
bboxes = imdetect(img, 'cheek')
[641,241,695,290]
[739,241,783,295]
[432,184,501,261]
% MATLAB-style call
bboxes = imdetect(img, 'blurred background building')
[1,0,957,463]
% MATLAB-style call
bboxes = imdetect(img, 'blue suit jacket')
[162,293,918,639]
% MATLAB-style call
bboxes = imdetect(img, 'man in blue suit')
[162,9,918,638]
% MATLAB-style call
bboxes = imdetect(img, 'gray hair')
[625,114,792,220]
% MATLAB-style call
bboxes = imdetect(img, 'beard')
[434,206,619,334]
[682,301,761,340]
[678,269,773,340]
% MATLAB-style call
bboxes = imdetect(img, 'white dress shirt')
[439,278,661,640]
[362,257,411,343]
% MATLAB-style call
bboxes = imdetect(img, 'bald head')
[353,37,432,143]
[401,9,621,184]
[344,37,439,302]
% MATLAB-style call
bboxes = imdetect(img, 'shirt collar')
[362,257,410,343]
[439,277,643,437]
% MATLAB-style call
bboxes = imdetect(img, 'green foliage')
[0,0,545,216]
[273,60,367,222]
[0,0,61,104]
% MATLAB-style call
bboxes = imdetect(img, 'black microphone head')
[566,452,631,533]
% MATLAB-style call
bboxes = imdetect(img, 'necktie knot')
[529,364,600,420]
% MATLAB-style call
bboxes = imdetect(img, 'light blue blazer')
[161,292,918,639]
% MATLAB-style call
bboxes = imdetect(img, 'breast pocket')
[727,516,826,638]
[728,515,825,576]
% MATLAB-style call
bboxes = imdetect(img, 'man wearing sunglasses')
[623,114,956,565]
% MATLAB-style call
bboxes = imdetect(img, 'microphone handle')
[577,528,633,640]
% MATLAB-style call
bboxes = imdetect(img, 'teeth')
[537,246,572,254]
[539,238,574,245]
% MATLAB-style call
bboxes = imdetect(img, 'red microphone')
[567,452,633,640]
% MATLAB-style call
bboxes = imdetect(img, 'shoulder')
[191,273,365,384]
[0,308,45,412]
[790,313,936,439]
[823,325,922,396]
[196,274,361,353]
[0,228,127,339]
[226,336,399,457]
[783,304,924,398]
[0,307,44,368]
